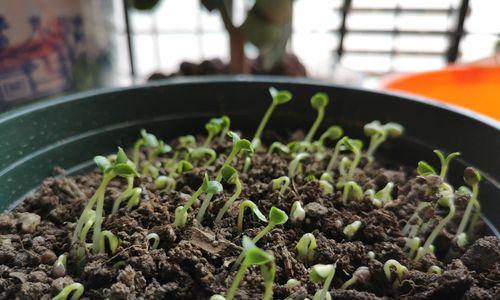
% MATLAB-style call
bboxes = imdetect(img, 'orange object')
[382,66,500,120]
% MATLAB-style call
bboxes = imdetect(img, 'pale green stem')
[318,270,334,300]
[456,184,479,238]
[204,131,215,147]
[233,224,275,269]
[226,262,249,300]
[365,132,386,160]
[416,203,455,261]
[173,187,204,227]
[326,141,342,173]
[92,174,116,254]
[132,139,144,166]
[253,103,277,147]
[305,108,325,143]
[340,276,357,290]
[346,147,361,181]
[111,177,134,214]
[262,265,275,300]
[215,178,242,223]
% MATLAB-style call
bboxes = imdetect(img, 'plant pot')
[1,75,499,237]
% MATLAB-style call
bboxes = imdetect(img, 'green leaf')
[113,162,139,177]
[156,141,172,154]
[384,122,404,137]
[320,126,343,142]
[252,206,268,223]
[205,122,222,135]
[417,161,436,176]
[242,236,273,265]
[344,137,362,152]
[269,207,288,225]
[309,264,335,283]
[206,180,223,194]
[310,92,329,110]
[221,165,238,183]
[179,135,196,148]
[94,156,112,173]
[463,167,481,186]
[270,87,292,105]
[116,147,128,164]
[228,131,240,144]
[235,139,254,154]
[176,160,193,174]
[141,130,159,147]
[363,121,382,136]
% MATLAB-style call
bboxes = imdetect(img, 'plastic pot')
[0,76,498,235]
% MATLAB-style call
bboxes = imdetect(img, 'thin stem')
[176,187,204,222]
[455,184,478,238]
[253,103,277,147]
[346,147,361,181]
[305,108,324,143]
[226,263,249,300]
[215,178,242,223]
[416,203,455,261]
[365,132,386,160]
[340,276,357,290]
[326,140,342,173]
[204,132,215,147]
[91,173,115,254]
[252,223,274,244]
[262,264,275,300]
[133,139,144,166]
[111,177,134,214]
[319,271,334,300]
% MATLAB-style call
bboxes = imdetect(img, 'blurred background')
[0,0,498,118]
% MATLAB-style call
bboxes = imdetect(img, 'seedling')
[196,132,253,223]
[133,129,159,166]
[319,180,333,195]
[237,200,267,232]
[173,173,223,227]
[189,147,217,166]
[210,115,231,140]
[52,282,84,300]
[290,201,305,224]
[417,150,460,180]
[215,166,243,223]
[383,259,407,287]
[285,279,301,288]
[427,265,443,275]
[209,295,226,300]
[304,93,329,143]
[271,176,291,196]
[402,202,431,238]
[341,181,363,204]
[79,210,96,245]
[372,182,394,208]
[343,220,362,240]
[252,87,293,149]
[267,141,290,155]
[364,121,403,163]
[309,263,337,300]
[314,125,343,151]
[112,183,141,213]
[415,183,456,261]
[288,152,310,179]
[296,233,317,262]
[53,254,67,277]
[146,233,160,250]
[155,175,176,193]
[404,237,421,259]
[340,266,370,290]
[143,140,172,176]
[71,148,139,255]
[98,230,120,254]
[455,167,482,245]
[261,259,276,300]
[203,119,222,147]
[225,236,275,300]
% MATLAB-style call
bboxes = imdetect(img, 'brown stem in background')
[217,3,248,74]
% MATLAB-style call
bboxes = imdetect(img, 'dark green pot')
[0,76,499,234]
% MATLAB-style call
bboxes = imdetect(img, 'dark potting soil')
[0,133,499,300]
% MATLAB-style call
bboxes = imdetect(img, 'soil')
[0,132,499,300]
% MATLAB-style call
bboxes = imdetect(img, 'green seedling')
[168,135,196,164]
[72,148,139,255]
[383,259,407,288]
[325,137,363,174]
[146,233,160,250]
[210,115,231,140]
[97,230,120,255]
[319,180,333,195]
[288,152,310,179]
[267,141,290,155]
[242,156,252,174]
[79,210,96,245]
[455,167,482,245]
[402,202,431,238]
[417,150,460,180]
[173,173,223,227]
[364,121,404,163]
[368,251,376,260]
[204,119,223,147]
[113,185,141,213]
[304,93,330,143]
[340,266,370,290]
[156,160,193,193]
[215,166,243,223]
[404,237,421,259]
[133,129,159,166]
[320,172,333,183]
[343,220,362,240]
[427,265,443,275]
[290,201,305,224]
[296,233,317,262]
[196,132,253,223]
[372,182,394,208]
[52,282,84,300]
[237,200,267,232]
[226,236,275,300]
[314,125,343,151]
[342,137,362,182]
[189,147,217,166]
[143,140,172,177]
[271,176,291,196]
[309,263,337,300]
[341,181,363,204]
[261,259,276,300]
[252,87,293,149]
[285,279,301,288]
[415,183,456,262]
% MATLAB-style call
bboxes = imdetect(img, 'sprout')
[111,177,133,214]
[261,259,276,300]
[196,132,253,223]
[285,279,301,288]
[143,140,172,176]
[455,167,482,244]
[133,129,159,166]
[309,263,337,300]
[97,230,120,255]
[341,181,363,204]
[320,172,333,183]
[146,233,160,250]
[237,200,267,232]
[267,142,290,155]
[304,93,330,143]
[52,282,84,300]
[203,119,222,147]
[404,237,421,259]
[417,150,460,180]
[402,202,432,238]
[415,183,456,262]
[383,259,407,287]
[364,121,404,163]
[367,251,376,260]
[210,115,231,140]
[342,137,362,182]
[373,182,394,207]
[173,173,223,227]
[290,201,305,224]
[79,210,95,244]
[343,220,362,240]
[271,176,291,196]
[296,233,317,262]
[242,156,252,174]
[215,166,243,223]
[252,87,293,149]
[209,295,226,300]
[179,135,197,148]
[72,148,139,255]
[340,266,370,290]
[315,125,343,151]
[288,152,310,179]
[189,147,217,166]
[325,137,363,174]
[226,236,275,300]
[427,265,443,275]
[319,180,333,195]
[53,254,67,277]
[155,176,176,193]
